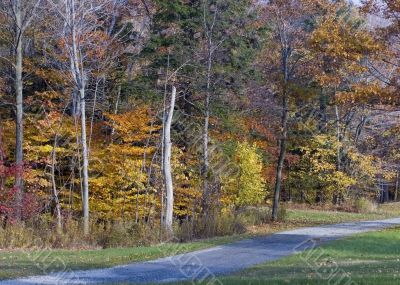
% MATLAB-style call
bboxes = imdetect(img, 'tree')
[310,0,378,200]
[48,0,118,234]
[262,0,320,220]
[199,0,258,215]
[163,86,176,234]
[0,0,41,220]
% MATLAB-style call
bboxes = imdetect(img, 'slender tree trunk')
[272,47,289,221]
[318,90,328,132]
[272,94,288,221]
[335,105,342,171]
[160,55,170,237]
[88,78,101,152]
[395,171,399,202]
[14,0,24,220]
[384,183,389,203]
[0,126,5,190]
[80,86,90,236]
[163,86,176,234]
[67,0,90,235]
[202,39,212,214]
[333,104,342,204]
[51,135,62,233]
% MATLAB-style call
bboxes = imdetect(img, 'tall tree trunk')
[68,0,89,235]
[333,104,342,205]
[272,94,288,221]
[80,86,90,236]
[202,38,212,214]
[163,86,176,234]
[272,45,290,221]
[395,171,399,202]
[51,136,62,233]
[318,90,328,132]
[14,0,24,220]
[0,126,5,191]
[335,105,342,171]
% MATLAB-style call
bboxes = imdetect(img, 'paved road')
[2,217,400,285]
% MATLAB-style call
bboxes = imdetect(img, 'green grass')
[1,206,399,281]
[285,208,395,225]
[0,235,240,280]
[172,227,400,285]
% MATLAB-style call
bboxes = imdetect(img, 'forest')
[0,0,399,248]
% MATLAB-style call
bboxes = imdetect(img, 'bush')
[98,222,161,248]
[237,207,271,226]
[176,210,247,242]
[277,204,287,221]
[355,198,377,214]
[0,207,271,249]
[0,218,162,250]
[0,223,35,248]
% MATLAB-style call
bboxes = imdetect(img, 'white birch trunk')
[66,0,90,235]
[163,86,176,234]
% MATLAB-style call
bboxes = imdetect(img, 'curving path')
[2,217,400,285]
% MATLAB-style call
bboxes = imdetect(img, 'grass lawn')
[1,204,399,281]
[208,227,400,285]
[246,203,400,235]
[136,228,400,285]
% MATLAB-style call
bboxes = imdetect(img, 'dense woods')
[0,0,399,247]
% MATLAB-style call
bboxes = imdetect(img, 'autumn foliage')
[0,0,398,247]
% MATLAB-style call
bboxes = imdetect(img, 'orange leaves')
[106,108,161,144]
[58,28,118,76]
[25,59,68,87]
[311,14,379,62]
[310,4,381,89]
[87,106,161,220]
[336,82,398,105]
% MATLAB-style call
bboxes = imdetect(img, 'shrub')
[355,198,377,214]
[176,210,247,242]
[0,218,163,250]
[237,207,271,226]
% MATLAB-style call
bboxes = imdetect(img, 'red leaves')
[0,128,40,223]
[0,186,18,218]
[0,164,41,223]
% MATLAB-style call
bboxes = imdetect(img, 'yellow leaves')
[297,134,353,199]
[170,146,202,217]
[34,145,55,154]
[29,135,49,143]
[84,106,162,220]
[25,169,52,188]
[348,149,381,181]
[222,141,266,208]
[106,144,155,157]
[296,133,384,202]
[325,171,356,194]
